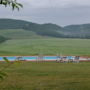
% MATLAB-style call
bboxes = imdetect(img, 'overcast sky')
[0,0,90,26]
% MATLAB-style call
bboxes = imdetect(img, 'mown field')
[0,38,90,56]
[0,62,90,90]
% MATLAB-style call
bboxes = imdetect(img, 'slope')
[0,29,49,39]
[0,18,90,39]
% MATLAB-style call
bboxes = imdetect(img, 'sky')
[0,0,90,26]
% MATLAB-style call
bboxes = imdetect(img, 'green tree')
[0,0,23,10]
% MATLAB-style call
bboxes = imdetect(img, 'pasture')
[0,62,90,90]
[0,38,90,56]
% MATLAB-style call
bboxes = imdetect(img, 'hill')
[0,19,30,29]
[0,29,48,39]
[63,24,90,38]
[0,19,63,38]
[0,18,90,39]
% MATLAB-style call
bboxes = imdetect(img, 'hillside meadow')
[0,29,44,39]
[0,38,90,56]
[0,62,90,90]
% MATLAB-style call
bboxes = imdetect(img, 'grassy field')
[0,62,90,90]
[0,38,90,56]
[0,29,44,39]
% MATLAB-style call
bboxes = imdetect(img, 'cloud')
[0,0,90,26]
[18,0,90,8]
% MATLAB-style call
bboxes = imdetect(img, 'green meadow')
[0,62,90,90]
[0,38,90,56]
[0,29,90,90]
[0,29,43,39]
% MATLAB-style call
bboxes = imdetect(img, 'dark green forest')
[0,18,90,41]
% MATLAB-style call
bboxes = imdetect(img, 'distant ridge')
[0,18,90,39]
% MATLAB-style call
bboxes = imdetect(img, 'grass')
[0,29,44,39]
[0,29,90,56]
[0,62,90,90]
[0,38,90,56]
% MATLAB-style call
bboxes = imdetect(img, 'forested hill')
[0,18,90,39]
[0,19,30,29]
